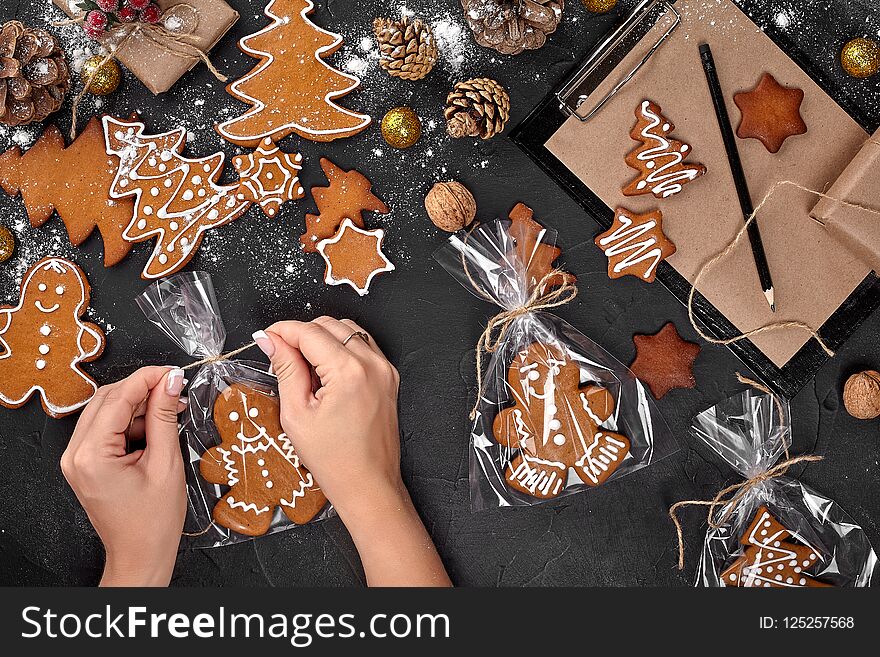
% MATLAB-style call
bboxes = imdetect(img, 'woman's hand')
[61,366,187,587]
[254,318,451,587]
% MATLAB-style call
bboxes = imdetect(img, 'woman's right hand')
[252,317,401,521]
[252,317,450,587]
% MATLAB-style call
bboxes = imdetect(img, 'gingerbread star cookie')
[630,322,700,399]
[734,73,807,153]
[316,218,395,295]
[300,158,389,253]
[595,207,676,283]
[623,100,706,199]
[493,342,631,499]
[507,203,576,294]
[0,257,104,418]
[232,137,305,218]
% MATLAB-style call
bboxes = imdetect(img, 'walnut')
[424,181,476,232]
[843,370,880,419]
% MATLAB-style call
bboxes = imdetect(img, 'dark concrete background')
[0,0,877,586]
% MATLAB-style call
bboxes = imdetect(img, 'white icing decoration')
[38,283,47,291]
[216,0,371,144]
[248,407,259,417]
[597,209,668,280]
[316,218,395,296]
[229,411,239,421]
[40,324,51,336]
[39,344,49,355]
[36,359,46,370]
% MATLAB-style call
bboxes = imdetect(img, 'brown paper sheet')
[544,0,870,367]
[811,128,880,274]
[54,0,238,95]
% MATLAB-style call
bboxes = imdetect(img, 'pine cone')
[445,78,511,140]
[0,21,69,128]
[461,0,564,56]
[373,16,438,81]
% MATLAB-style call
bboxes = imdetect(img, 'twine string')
[686,179,880,357]
[469,271,578,420]
[181,341,258,371]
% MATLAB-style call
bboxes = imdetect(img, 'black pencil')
[699,43,776,312]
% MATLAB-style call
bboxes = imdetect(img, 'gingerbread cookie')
[595,207,676,283]
[623,100,706,199]
[507,203,576,294]
[232,137,305,218]
[629,322,699,399]
[722,506,831,588]
[0,117,135,267]
[493,342,631,499]
[316,218,395,296]
[199,382,328,536]
[0,257,104,418]
[734,73,807,153]
[217,0,371,147]
[301,158,389,252]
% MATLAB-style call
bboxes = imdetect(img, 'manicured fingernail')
[166,368,185,396]
[253,331,275,358]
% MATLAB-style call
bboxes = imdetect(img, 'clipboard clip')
[556,0,680,122]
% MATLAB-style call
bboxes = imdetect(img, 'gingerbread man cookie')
[493,342,631,499]
[0,257,104,418]
[200,382,327,536]
[623,100,706,199]
[722,506,831,588]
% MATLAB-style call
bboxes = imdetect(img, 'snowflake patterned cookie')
[232,137,305,218]
[493,342,631,499]
[623,100,706,199]
[0,257,104,418]
[722,506,831,588]
[199,382,328,537]
[316,218,395,296]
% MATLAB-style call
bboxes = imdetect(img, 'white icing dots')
[182,190,194,201]
[164,179,173,188]
[248,407,259,418]
[169,221,179,231]
[38,344,49,355]
[55,286,64,295]
[203,164,211,172]
[526,371,539,381]
[553,434,566,446]
[143,206,153,216]
[40,324,51,336]
[36,359,46,370]
[192,175,202,185]
[261,469,269,477]
[38,283,47,291]
[265,481,273,489]
[257,459,265,466]
[158,254,168,264]
[151,187,160,197]
[549,419,562,431]
[208,209,219,220]
[228,411,240,422]
[137,219,147,229]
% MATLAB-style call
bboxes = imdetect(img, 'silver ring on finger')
[342,331,370,347]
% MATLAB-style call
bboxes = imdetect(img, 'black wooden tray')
[511,10,880,399]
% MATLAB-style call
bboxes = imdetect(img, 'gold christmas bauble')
[81,55,122,95]
[840,37,880,79]
[581,0,617,13]
[381,106,422,149]
[0,225,15,263]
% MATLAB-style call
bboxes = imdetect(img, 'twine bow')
[668,373,822,570]
[55,4,228,139]
[469,271,578,420]
[181,341,258,372]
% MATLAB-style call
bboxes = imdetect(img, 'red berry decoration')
[127,0,151,10]
[96,0,120,11]
[140,4,162,24]
[117,6,138,22]
[83,24,105,38]
[85,10,108,30]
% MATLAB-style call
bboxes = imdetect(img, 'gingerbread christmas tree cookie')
[595,207,676,283]
[316,218,395,296]
[734,73,807,153]
[722,506,831,588]
[623,100,706,199]
[301,158,389,253]
[507,203,576,293]
[0,257,104,418]
[493,342,631,499]
[0,116,135,267]
[200,383,328,536]
[217,0,371,147]
[629,322,699,399]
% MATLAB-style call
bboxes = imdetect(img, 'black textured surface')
[0,0,878,587]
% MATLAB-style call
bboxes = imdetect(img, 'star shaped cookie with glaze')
[317,218,395,296]
[630,322,700,399]
[734,73,807,153]
[232,137,305,217]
